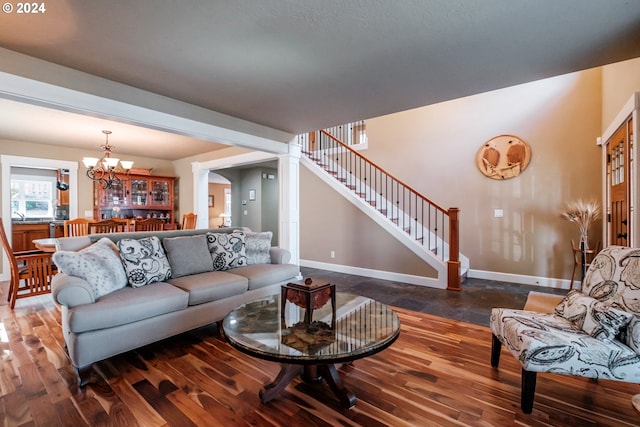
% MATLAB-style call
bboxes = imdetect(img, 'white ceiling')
[1,1,640,160]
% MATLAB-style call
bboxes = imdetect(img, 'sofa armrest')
[51,273,96,307]
[270,247,291,264]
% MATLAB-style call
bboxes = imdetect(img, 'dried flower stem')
[560,199,601,244]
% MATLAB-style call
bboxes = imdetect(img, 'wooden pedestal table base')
[223,292,399,411]
[260,364,356,409]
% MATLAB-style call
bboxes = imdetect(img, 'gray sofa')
[51,227,300,386]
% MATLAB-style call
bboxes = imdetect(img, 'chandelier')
[82,130,134,189]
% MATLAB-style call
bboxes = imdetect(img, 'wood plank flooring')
[1,294,639,426]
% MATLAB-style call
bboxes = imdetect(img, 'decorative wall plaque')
[476,134,531,180]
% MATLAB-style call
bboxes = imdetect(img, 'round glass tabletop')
[223,292,400,365]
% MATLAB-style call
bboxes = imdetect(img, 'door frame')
[601,92,639,248]
[1,155,79,281]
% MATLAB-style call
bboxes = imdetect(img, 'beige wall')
[301,167,438,276]
[602,57,640,128]
[0,138,175,218]
[301,68,604,281]
[171,146,251,221]
[207,183,229,228]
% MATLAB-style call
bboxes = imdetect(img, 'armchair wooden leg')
[521,369,537,414]
[490,334,501,367]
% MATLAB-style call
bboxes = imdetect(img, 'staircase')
[299,127,468,290]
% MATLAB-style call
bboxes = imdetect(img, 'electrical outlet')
[330,250,335,258]
[494,209,504,218]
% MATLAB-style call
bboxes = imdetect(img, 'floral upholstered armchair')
[490,246,640,414]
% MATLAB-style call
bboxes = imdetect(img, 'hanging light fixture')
[82,130,134,189]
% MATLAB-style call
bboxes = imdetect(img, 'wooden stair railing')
[300,129,461,290]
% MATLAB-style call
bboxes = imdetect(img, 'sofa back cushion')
[118,236,172,287]
[245,231,273,265]
[52,237,128,298]
[162,234,213,278]
[207,231,247,270]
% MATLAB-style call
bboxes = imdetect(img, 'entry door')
[608,119,631,246]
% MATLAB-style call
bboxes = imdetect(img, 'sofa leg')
[216,321,225,338]
[521,369,537,414]
[490,334,501,367]
[76,365,93,387]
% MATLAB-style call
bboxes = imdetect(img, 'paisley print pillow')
[118,236,172,287]
[206,231,247,271]
[555,290,633,341]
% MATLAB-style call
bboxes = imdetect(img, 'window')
[11,174,55,219]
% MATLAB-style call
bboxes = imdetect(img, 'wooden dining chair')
[134,218,165,231]
[0,219,56,308]
[89,219,126,234]
[63,218,95,237]
[111,217,134,232]
[181,213,197,230]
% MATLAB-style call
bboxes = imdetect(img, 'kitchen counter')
[12,221,66,250]
[12,219,65,225]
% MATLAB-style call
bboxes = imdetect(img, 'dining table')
[32,238,58,252]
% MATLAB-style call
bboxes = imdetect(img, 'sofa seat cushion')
[231,263,299,290]
[68,282,189,334]
[491,308,640,382]
[167,271,248,305]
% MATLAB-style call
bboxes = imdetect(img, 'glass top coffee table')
[222,291,400,408]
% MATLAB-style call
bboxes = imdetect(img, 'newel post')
[447,207,461,291]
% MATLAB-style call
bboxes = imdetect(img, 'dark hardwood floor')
[0,271,638,426]
[300,266,568,327]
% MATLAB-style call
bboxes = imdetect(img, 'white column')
[191,162,210,229]
[278,142,301,269]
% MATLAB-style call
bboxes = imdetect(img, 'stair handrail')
[320,130,449,214]
[303,130,461,290]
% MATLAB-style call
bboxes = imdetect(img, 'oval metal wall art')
[476,134,531,180]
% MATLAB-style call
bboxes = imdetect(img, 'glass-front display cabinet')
[94,174,175,225]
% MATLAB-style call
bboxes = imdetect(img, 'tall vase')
[580,232,588,283]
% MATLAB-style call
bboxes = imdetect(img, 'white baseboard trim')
[467,269,571,290]
[300,259,446,289]
[299,261,573,291]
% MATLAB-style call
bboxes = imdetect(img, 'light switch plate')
[494,209,504,218]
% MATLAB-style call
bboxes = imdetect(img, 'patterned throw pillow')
[52,237,128,298]
[555,290,634,341]
[117,236,172,287]
[245,231,272,265]
[626,316,640,353]
[206,231,247,271]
